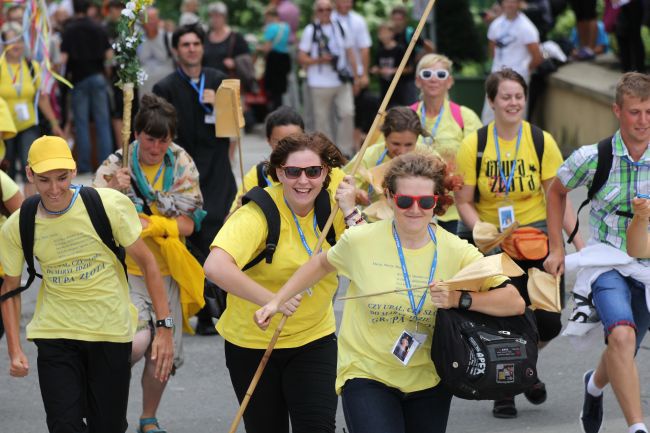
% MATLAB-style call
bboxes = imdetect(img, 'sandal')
[493,397,517,419]
[137,417,167,433]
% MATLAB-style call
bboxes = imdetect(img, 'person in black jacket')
[153,24,236,335]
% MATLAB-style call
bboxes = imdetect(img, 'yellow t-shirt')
[125,162,171,276]
[0,59,41,132]
[456,121,564,226]
[413,100,483,222]
[0,188,142,342]
[229,164,347,214]
[344,141,437,203]
[0,170,19,275]
[213,184,347,349]
[327,219,508,394]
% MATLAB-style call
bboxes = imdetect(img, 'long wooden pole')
[227,1,438,431]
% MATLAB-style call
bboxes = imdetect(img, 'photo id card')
[392,330,420,366]
[204,113,216,124]
[14,103,30,122]
[498,205,515,232]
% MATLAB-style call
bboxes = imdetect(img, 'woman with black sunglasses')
[203,132,359,433]
[255,151,525,433]
[411,54,482,234]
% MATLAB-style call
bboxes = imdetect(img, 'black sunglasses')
[393,194,439,210]
[282,165,324,179]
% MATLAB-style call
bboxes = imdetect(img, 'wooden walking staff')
[121,83,135,168]
[226,0,438,431]
[215,79,247,192]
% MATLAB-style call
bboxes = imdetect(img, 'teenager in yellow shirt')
[344,106,429,205]
[0,136,173,433]
[256,152,524,433]
[204,132,359,433]
[93,94,205,433]
[455,68,583,418]
[0,22,63,180]
[411,53,482,233]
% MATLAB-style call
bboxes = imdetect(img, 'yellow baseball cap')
[27,135,76,174]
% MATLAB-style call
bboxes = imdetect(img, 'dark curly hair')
[268,132,347,190]
[382,151,461,217]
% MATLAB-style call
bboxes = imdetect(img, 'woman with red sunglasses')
[255,151,525,433]
[204,132,359,433]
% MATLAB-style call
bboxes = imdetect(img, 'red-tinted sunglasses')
[392,194,439,210]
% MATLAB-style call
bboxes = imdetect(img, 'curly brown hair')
[382,151,459,216]
[268,132,347,190]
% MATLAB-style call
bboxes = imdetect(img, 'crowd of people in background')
[0,1,649,433]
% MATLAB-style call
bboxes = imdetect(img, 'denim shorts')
[591,270,650,348]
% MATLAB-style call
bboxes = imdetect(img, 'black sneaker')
[580,370,603,433]
[493,397,517,419]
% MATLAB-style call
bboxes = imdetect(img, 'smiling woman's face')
[276,149,327,216]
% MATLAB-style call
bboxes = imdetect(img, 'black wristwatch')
[458,292,472,310]
[155,317,174,329]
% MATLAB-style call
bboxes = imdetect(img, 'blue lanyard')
[368,148,389,196]
[622,155,650,168]
[285,198,320,256]
[493,124,523,196]
[176,68,213,114]
[392,222,437,322]
[261,166,273,187]
[420,102,444,144]
[40,185,81,215]
[152,162,165,186]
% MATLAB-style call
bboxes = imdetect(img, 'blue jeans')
[71,73,113,172]
[4,124,40,180]
[342,378,452,433]
[591,270,650,348]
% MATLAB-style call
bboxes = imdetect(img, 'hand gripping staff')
[226,1,439,431]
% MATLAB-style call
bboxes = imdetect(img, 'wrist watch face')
[157,317,174,328]
[460,292,472,309]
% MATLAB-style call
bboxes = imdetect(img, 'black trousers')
[225,333,338,433]
[616,0,645,72]
[34,339,132,433]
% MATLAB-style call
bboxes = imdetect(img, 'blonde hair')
[416,53,453,75]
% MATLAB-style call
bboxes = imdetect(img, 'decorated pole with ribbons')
[113,0,154,168]
[226,0,439,431]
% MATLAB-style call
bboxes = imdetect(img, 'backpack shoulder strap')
[449,101,464,131]
[130,178,154,216]
[256,162,267,188]
[78,187,127,277]
[567,136,614,244]
[530,124,545,168]
[474,125,489,202]
[314,188,336,247]
[241,186,280,271]
[0,195,41,302]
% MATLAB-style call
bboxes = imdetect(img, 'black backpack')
[474,124,545,203]
[566,136,633,243]
[431,307,539,400]
[0,186,126,303]
[241,186,337,271]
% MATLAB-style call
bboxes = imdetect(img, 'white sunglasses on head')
[418,68,450,81]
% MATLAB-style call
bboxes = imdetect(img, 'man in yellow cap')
[0,136,174,433]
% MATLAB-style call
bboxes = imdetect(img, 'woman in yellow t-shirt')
[410,54,483,233]
[0,170,23,340]
[204,132,360,433]
[344,106,428,206]
[256,152,525,433]
[455,68,584,418]
[0,23,63,180]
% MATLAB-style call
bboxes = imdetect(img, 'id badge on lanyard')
[494,125,521,231]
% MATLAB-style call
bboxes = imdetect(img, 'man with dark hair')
[154,24,236,335]
[60,0,114,173]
